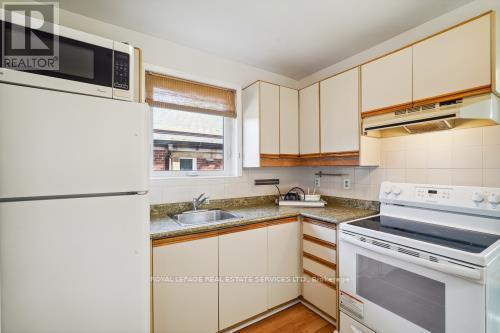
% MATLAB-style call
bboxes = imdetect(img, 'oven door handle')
[340,233,483,281]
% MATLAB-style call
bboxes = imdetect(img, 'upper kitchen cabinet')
[279,87,300,156]
[299,83,321,156]
[259,82,280,155]
[413,13,491,103]
[320,68,360,154]
[361,47,413,114]
[242,81,299,167]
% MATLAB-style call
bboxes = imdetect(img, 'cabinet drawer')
[303,222,336,243]
[302,276,337,319]
[340,312,375,333]
[303,239,336,264]
[303,257,336,279]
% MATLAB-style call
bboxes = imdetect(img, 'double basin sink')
[173,209,240,226]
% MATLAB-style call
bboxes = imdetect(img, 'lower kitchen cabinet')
[301,218,338,320]
[302,275,337,317]
[219,226,269,329]
[267,220,301,308]
[152,217,331,332]
[153,236,219,333]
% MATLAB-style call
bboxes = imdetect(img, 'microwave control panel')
[113,51,130,91]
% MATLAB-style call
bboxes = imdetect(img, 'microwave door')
[339,236,485,333]
[0,20,114,98]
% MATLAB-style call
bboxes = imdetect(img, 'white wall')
[299,0,500,88]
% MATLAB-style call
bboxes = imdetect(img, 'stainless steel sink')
[173,210,240,226]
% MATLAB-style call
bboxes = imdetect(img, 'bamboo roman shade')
[145,72,236,118]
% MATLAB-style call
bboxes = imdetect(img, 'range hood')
[363,94,500,135]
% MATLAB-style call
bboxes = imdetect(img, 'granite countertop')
[150,196,379,240]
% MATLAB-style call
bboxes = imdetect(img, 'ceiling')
[57,0,473,80]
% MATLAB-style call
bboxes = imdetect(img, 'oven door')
[1,20,114,98]
[339,231,485,333]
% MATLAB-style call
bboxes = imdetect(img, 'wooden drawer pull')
[303,251,336,270]
[303,234,336,250]
[302,217,336,229]
[303,269,336,290]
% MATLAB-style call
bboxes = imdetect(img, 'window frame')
[146,64,242,179]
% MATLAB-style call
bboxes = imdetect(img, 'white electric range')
[339,182,500,333]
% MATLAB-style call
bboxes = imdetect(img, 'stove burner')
[348,216,500,254]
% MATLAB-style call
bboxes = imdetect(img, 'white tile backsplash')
[405,148,427,169]
[450,169,483,186]
[405,169,427,183]
[354,168,371,185]
[383,136,406,151]
[382,150,406,168]
[451,127,482,147]
[483,125,500,145]
[451,145,483,169]
[426,169,452,185]
[386,169,406,182]
[483,169,500,187]
[427,131,452,149]
[483,145,500,168]
[404,133,429,150]
[427,147,452,168]
[150,125,500,204]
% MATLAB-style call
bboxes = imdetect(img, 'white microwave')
[0,14,135,101]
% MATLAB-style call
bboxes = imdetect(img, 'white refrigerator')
[0,83,151,333]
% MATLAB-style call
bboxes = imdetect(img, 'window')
[146,71,238,177]
[179,158,195,171]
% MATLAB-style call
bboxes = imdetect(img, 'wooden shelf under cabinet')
[259,152,359,167]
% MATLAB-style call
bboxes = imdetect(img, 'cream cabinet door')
[279,87,299,155]
[260,82,280,155]
[413,14,491,102]
[320,68,360,153]
[361,47,412,113]
[242,83,260,167]
[153,237,219,333]
[268,221,300,308]
[219,227,268,329]
[299,83,320,155]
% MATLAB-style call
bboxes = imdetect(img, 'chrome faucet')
[192,193,209,211]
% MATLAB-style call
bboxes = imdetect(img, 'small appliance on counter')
[276,187,326,207]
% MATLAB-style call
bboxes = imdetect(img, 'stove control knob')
[488,193,500,205]
[383,186,392,195]
[472,192,484,203]
[392,187,402,196]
